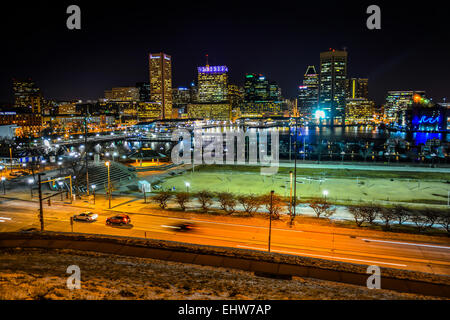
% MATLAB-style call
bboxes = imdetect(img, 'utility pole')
[38,173,44,231]
[291,116,298,226]
[84,106,90,196]
[268,190,274,253]
[9,147,13,174]
[289,171,293,219]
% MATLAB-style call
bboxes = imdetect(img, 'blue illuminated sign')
[418,116,439,124]
[197,66,228,73]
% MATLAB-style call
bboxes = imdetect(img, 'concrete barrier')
[0,232,449,298]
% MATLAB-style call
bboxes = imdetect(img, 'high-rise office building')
[319,49,348,122]
[239,73,283,117]
[104,87,140,101]
[12,78,43,114]
[173,87,191,105]
[345,98,375,123]
[149,52,172,119]
[244,74,281,102]
[227,84,244,108]
[188,62,231,120]
[384,90,426,123]
[346,78,369,99]
[136,82,150,102]
[197,65,228,102]
[298,66,319,119]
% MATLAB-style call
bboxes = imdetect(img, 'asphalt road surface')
[0,198,449,276]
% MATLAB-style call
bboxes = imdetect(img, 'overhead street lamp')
[28,178,34,198]
[323,190,329,201]
[1,177,5,195]
[58,161,63,175]
[105,161,111,209]
[185,182,190,193]
[92,184,96,205]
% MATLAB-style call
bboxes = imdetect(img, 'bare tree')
[379,207,396,230]
[153,191,172,209]
[238,194,262,216]
[175,192,190,211]
[309,198,336,218]
[348,206,365,227]
[196,190,214,212]
[361,205,380,225]
[392,205,409,225]
[436,212,450,234]
[410,212,430,232]
[217,192,237,215]
[422,208,440,228]
[261,193,283,220]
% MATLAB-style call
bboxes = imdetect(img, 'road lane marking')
[237,245,408,267]
[361,238,450,250]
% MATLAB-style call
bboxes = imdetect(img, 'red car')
[106,214,131,226]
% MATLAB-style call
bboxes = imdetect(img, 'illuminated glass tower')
[149,52,172,119]
[319,49,348,122]
[298,66,319,119]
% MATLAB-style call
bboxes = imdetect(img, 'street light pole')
[292,116,298,226]
[1,177,5,195]
[84,111,90,196]
[28,178,34,199]
[38,173,44,231]
[92,185,96,205]
[105,161,111,209]
[268,190,274,253]
[9,147,13,174]
[289,171,293,219]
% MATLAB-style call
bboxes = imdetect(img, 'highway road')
[0,198,449,276]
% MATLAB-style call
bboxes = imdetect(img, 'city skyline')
[1,2,449,105]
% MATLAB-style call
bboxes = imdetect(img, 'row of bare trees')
[348,204,450,233]
[151,191,450,234]
[152,191,336,220]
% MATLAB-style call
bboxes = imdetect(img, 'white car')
[73,212,98,222]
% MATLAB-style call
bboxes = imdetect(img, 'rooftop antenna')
[206,54,209,67]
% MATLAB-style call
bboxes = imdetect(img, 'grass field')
[160,165,450,207]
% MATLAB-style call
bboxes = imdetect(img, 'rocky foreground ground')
[0,248,440,300]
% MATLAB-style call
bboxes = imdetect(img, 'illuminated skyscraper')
[12,78,43,114]
[298,66,319,119]
[384,90,426,123]
[104,87,140,101]
[244,74,281,102]
[149,52,172,119]
[197,65,228,102]
[187,61,231,120]
[319,49,348,122]
[346,78,369,99]
[136,82,150,102]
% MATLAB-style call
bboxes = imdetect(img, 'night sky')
[1,1,449,105]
